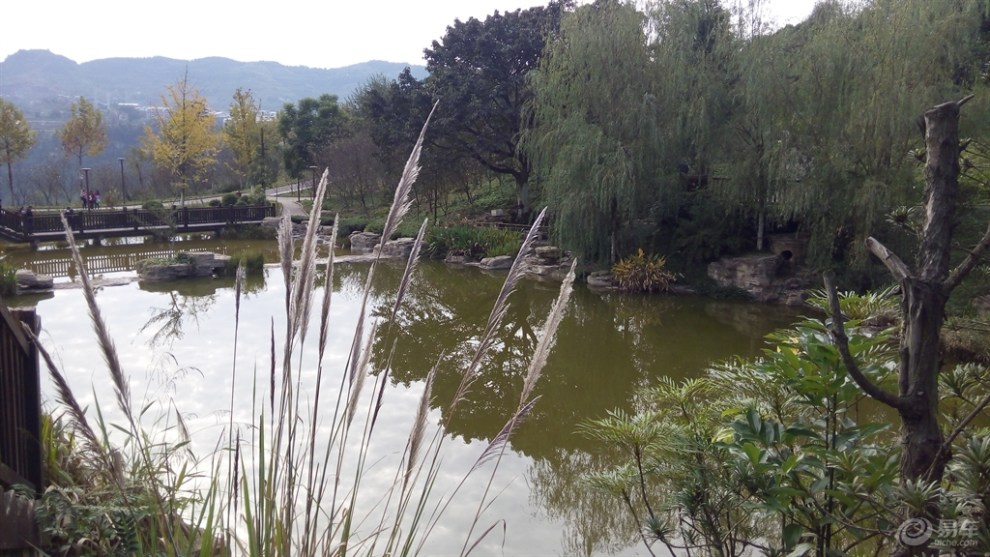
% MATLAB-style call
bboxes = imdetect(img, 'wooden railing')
[0,204,275,241]
[0,306,42,552]
[0,306,41,495]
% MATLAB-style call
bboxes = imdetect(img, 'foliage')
[0,97,36,202]
[0,260,17,296]
[426,225,522,259]
[142,74,220,199]
[58,96,107,168]
[522,0,662,264]
[582,295,990,556]
[141,200,164,210]
[425,0,570,212]
[224,88,262,189]
[221,251,265,276]
[522,0,990,277]
[278,94,348,179]
[610,249,677,293]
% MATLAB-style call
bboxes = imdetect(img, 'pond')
[3,238,805,556]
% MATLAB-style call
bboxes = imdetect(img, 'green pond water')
[3,237,806,556]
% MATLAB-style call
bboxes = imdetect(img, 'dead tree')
[826,95,990,484]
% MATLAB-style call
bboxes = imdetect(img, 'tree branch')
[823,272,903,410]
[865,236,912,282]
[943,222,990,295]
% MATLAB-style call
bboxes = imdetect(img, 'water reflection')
[12,249,802,556]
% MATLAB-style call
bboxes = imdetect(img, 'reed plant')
[27,104,577,556]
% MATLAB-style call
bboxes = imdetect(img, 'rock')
[707,253,815,304]
[445,254,471,265]
[136,252,228,282]
[479,255,514,270]
[15,269,54,293]
[586,270,617,290]
[535,245,562,262]
[349,231,381,254]
[378,237,416,259]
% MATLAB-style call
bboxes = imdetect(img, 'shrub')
[222,251,265,276]
[0,261,17,296]
[611,249,677,293]
[208,199,222,207]
[221,192,239,206]
[141,200,164,210]
[427,225,521,259]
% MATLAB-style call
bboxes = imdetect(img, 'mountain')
[0,49,428,114]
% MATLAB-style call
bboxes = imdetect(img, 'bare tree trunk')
[828,96,990,484]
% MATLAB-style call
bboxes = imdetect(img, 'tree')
[425,1,571,216]
[58,96,107,168]
[278,94,348,182]
[827,97,990,489]
[353,69,433,180]
[224,88,261,190]
[143,75,220,202]
[0,98,36,204]
[523,0,658,263]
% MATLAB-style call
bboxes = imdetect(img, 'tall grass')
[28,106,577,556]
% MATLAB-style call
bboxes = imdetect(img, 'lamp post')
[309,165,318,199]
[81,167,91,211]
[118,158,127,202]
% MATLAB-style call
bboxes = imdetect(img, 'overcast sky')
[0,0,818,70]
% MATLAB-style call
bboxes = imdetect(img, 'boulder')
[136,252,228,282]
[349,231,381,254]
[586,270,617,290]
[707,253,815,304]
[534,245,562,262]
[15,269,54,294]
[479,255,514,270]
[378,237,416,259]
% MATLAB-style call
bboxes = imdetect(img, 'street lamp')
[118,158,127,202]
[81,168,91,210]
[309,166,318,200]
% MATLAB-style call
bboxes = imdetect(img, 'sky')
[0,0,819,70]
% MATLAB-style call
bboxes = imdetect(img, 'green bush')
[222,251,265,276]
[0,261,17,296]
[427,225,521,259]
[141,200,164,210]
[221,193,239,206]
[208,199,222,207]
[611,249,677,293]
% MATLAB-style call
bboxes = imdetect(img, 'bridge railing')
[0,306,42,495]
[0,204,275,236]
[0,306,42,552]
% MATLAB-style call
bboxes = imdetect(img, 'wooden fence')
[0,204,275,243]
[0,305,42,552]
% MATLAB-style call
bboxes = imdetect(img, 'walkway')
[0,204,275,244]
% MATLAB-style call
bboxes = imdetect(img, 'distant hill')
[0,49,428,114]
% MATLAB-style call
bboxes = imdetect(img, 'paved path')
[266,185,308,219]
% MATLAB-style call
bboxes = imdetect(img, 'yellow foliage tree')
[224,88,260,190]
[0,98,36,203]
[58,96,107,168]
[143,74,219,202]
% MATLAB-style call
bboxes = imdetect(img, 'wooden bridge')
[0,204,276,246]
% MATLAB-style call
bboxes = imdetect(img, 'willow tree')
[0,98,35,203]
[143,75,220,202]
[723,0,985,270]
[523,0,658,263]
[58,96,107,169]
